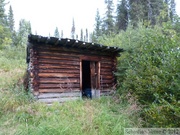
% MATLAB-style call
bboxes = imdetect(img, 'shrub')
[99,23,180,127]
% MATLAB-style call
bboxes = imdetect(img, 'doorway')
[81,60,100,98]
[82,61,91,98]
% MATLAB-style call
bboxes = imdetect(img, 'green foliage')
[0,2,31,48]
[98,23,180,127]
[0,47,26,88]
[15,19,32,47]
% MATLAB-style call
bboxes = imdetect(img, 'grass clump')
[13,97,142,135]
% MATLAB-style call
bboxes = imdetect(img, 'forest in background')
[0,0,180,131]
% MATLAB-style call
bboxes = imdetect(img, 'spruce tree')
[152,0,165,24]
[83,35,86,42]
[80,29,83,41]
[116,0,128,31]
[169,0,176,21]
[0,0,12,48]
[94,9,102,39]
[129,0,145,27]
[0,0,7,25]
[89,32,96,42]
[71,18,75,39]
[102,0,115,35]
[76,34,78,40]
[61,30,63,38]
[85,28,88,42]
[8,5,16,46]
[54,27,60,38]
[8,5,14,32]
[128,0,167,26]
[16,19,32,46]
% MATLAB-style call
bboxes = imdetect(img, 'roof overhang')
[28,34,124,54]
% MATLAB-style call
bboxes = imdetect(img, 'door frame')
[80,56,101,91]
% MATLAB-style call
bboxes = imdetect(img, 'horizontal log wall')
[100,56,116,91]
[37,92,81,104]
[29,44,117,101]
[36,45,81,94]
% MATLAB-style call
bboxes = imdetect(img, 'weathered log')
[39,59,79,66]
[39,83,80,89]
[39,69,79,73]
[38,64,80,69]
[101,68,112,72]
[39,88,80,93]
[38,73,79,78]
[101,84,113,88]
[101,75,113,79]
[100,61,112,65]
[100,71,113,75]
[38,92,81,98]
[80,56,101,61]
[100,79,113,84]
[38,55,79,61]
[101,64,113,68]
[39,78,80,83]
[38,97,80,103]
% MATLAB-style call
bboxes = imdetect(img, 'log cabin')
[26,34,123,103]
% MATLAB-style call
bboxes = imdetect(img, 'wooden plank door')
[90,62,100,90]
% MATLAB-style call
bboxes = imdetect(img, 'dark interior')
[82,60,91,98]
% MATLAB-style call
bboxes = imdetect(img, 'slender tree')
[94,9,102,39]
[102,0,115,35]
[71,18,75,39]
[16,19,32,46]
[169,0,176,21]
[54,27,60,38]
[8,5,14,31]
[76,34,78,40]
[85,28,88,42]
[0,0,12,48]
[8,5,16,46]
[129,0,145,27]
[80,29,83,41]
[89,32,96,42]
[61,30,63,38]
[0,0,7,25]
[116,0,128,31]
[89,32,93,42]
[83,35,86,42]
[128,0,167,26]
[153,0,165,24]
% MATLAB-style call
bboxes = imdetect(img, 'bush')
[99,24,180,127]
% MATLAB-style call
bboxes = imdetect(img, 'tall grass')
[0,47,142,135]
[0,47,26,88]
